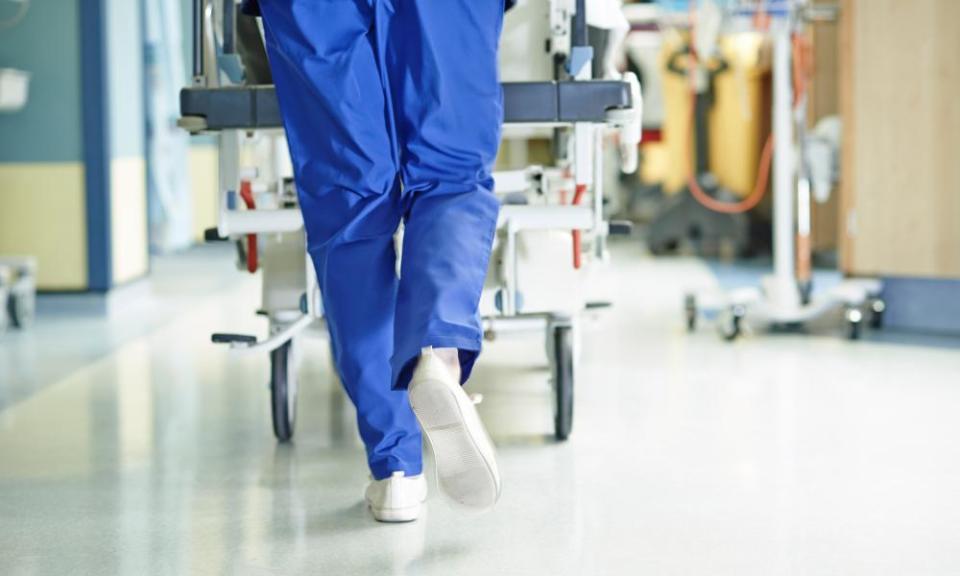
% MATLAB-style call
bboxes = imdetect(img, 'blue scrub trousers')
[259,0,504,479]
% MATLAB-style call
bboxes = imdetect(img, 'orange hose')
[796,230,812,283]
[571,184,588,269]
[682,55,775,214]
[686,116,775,214]
[791,33,813,107]
[792,30,814,282]
[683,3,774,215]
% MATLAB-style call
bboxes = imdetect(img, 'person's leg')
[259,0,421,480]
[385,0,505,390]
[383,0,506,509]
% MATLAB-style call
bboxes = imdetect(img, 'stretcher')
[181,0,642,443]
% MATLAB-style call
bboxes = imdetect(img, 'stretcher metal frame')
[180,81,633,132]
[182,0,641,443]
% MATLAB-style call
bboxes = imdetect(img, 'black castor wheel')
[684,294,697,332]
[845,307,863,341]
[270,340,298,442]
[721,305,745,341]
[552,324,574,441]
[869,298,886,330]
[798,280,813,306]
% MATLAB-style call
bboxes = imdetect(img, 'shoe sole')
[369,503,421,523]
[409,376,500,509]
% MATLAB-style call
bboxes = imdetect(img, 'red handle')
[239,181,258,274]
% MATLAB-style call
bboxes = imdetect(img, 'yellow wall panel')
[0,163,87,290]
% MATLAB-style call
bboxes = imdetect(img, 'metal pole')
[218,130,240,237]
[593,128,605,259]
[572,0,587,48]
[222,0,236,55]
[505,221,518,316]
[192,0,204,82]
[771,19,796,306]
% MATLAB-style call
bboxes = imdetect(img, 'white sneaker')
[408,347,501,509]
[365,472,428,523]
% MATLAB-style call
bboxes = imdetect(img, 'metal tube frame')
[192,0,204,83]
[770,18,797,307]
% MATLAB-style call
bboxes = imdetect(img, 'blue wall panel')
[80,0,112,291]
[882,277,960,337]
[0,0,84,163]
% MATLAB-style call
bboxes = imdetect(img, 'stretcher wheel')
[553,325,574,441]
[270,340,298,442]
[720,305,745,341]
[684,294,697,332]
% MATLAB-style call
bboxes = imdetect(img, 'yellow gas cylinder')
[659,31,771,198]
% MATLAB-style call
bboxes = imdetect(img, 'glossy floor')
[2,243,959,575]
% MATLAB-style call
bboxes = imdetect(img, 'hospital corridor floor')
[2,241,960,575]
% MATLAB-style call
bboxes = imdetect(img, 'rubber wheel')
[722,309,743,342]
[270,340,297,442]
[553,325,574,441]
[847,318,862,341]
[869,299,885,330]
[684,294,697,332]
[8,293,34,329]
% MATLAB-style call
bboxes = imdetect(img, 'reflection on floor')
[0,245,242,409]
[1,241,959,575]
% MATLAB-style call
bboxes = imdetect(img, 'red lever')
[238,181,258,273]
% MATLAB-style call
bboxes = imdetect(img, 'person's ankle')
[430,347,461,382]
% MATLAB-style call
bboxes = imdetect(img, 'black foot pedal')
[609,220,634,236]
[211,333,257,345]
[204,227,228,242]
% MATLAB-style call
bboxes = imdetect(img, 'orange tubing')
[685,107,775,215]
[792,32,813,108]
[571,183,587,269]
[684,3,775,215]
